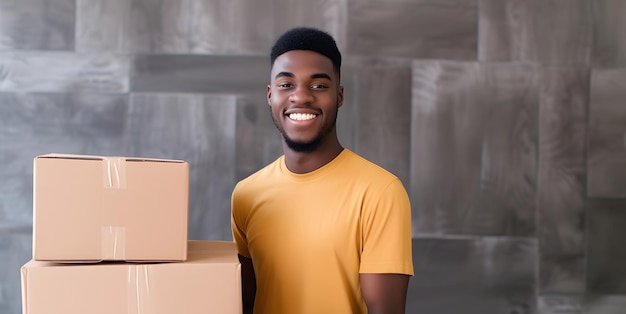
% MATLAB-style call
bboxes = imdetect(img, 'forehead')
[271,50,336,79]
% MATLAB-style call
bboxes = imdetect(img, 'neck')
[283,137,344,174]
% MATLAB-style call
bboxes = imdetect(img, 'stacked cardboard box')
[21,154,242,314]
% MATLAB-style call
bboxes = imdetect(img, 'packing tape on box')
[127,265,157,314]
[103,157,127,189]
[102,157,127,260]
[102,226,126,260]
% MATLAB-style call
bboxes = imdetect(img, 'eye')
[311,83,328,89]
[277,82,293,88]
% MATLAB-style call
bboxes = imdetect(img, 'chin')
[284,137,322,153]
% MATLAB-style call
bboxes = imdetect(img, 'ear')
[337,85,344,108]
[267,85,272,106]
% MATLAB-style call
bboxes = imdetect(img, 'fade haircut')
[270,27,342,75]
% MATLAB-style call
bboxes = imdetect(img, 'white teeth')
[289,113,317,121]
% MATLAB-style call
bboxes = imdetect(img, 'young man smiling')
[231,27,414,314]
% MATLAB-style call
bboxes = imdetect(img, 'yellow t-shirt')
[231,149,413,314]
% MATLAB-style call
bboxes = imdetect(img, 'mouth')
[287,112,318,121]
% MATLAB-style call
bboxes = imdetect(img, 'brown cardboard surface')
[33,154,189,262]
[21,241,242,314]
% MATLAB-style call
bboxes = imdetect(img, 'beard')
[272,101,339,153]
[284,134,323,153]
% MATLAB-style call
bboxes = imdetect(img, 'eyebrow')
[274,72,333,81]
[275,72,294,79]
[311,73,332,80]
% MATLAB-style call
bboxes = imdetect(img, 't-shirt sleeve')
[231,184,251,258]
[360,178,414,276]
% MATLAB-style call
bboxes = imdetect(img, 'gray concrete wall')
[1,0,625,313]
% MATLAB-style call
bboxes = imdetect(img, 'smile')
[288,113,317,121]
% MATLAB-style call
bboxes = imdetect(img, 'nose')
[289,86,314,105]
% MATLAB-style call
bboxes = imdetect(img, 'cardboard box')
[21,241,242,314]
[33,154,189,262]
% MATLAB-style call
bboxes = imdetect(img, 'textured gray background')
[1,0,625,313]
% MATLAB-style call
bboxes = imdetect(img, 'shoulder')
[340,150,410,202]
[340,149,400,183]
[233,156,283,194]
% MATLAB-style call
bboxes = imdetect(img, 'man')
[231,27,414,314]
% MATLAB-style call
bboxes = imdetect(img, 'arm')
[360,273,410,314]
[238,254,256,314]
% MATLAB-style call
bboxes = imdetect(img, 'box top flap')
[36,153,186,163]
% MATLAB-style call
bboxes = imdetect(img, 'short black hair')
[270,27,342,74]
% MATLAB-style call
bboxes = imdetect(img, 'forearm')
[360,273,410,314]
[238,254,256,314]
[367,306,405,314]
